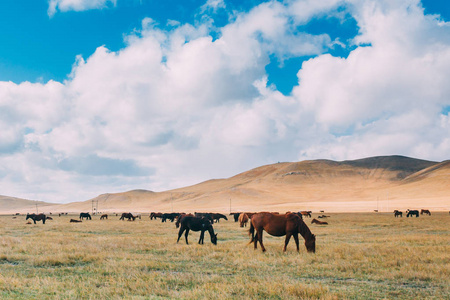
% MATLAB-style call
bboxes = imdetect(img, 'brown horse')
[420,209,431,216]
[26,213,46,224]
[299,211,312,218]
[311,218,328,225]
[175,213,193,228]
[100,214,108,220]
[238,213,249,227]
[120,212,136,221]
[249,212,315,253]
[211,213,228,223]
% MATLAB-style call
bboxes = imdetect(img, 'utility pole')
[35,201,38,214]
[229,198,231,214]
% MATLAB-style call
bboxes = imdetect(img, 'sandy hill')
[0,195,58,214]
[3,155,449,214]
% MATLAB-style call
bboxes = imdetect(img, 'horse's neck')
[298,221,313,240]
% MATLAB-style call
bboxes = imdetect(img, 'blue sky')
[0,0,449,203]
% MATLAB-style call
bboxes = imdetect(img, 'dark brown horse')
[407,209,419,217]
[26,213,46,224]
[211,213,228,223]
[175,213,193,228]
[177,216,217,245]
[150,212,163,220]
[311,218,328,225]
[420,209,431,216]
[249,212,315,253]
[394,210,403,217]
[230,212,241,222]
[120,213,136,221]
[79,212,91,220]
[100,214,108,220]
[70,219,82,223]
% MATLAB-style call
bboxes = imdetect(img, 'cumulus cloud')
[1,0,450,203]
[48,0,117,16]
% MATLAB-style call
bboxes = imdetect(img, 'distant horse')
[177,216,218,245]
[318,215,330,218]
[249,212,316,253]
[420,209,431,216]
[299,211,312,218]
[100,214,108,220]
[194,212,214,224]
[120,213,136,221]
[26,213,46,224]
[311,218,328,225]
[406,210,419,218]
[79,212,91,220]
[175,213,193,228]
[70,219,82,223]
[150,212,163,220]
[46,216,53,220]
[238,213,249,227]
[211,213,228,223]
[394,210,403,217]
[161,213,180,222]
[230,212,241,222]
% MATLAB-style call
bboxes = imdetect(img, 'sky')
[0,0,449,203]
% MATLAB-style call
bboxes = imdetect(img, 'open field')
[1,213,449,299]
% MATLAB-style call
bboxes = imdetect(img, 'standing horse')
[211,213,228,223]
[238,213,249,227]
[150,212,163,220]
[394,210,403,217]
[177,216,218,245]
[311,218,328,225]
[230,212,241,222]
[100,214,108,220]
[420,209,431,216]
[299,211,312,218]
[26,213,46,224]
[249,212,315,253]
[406,210,419,217]
[79,212,92,220]
[120,213,136,221]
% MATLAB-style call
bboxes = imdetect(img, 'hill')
[2,156,449,213]
[0,195,59,214]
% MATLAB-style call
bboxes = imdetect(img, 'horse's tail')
[248,221,255,244]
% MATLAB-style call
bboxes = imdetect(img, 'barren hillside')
[2,156,449,214]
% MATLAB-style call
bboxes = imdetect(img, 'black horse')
[79,212,92,220]
[230,212,241,222]
[194,212,214,224]
[26,213,46,224]
[119,213,136,221]
[162,213,180,222]
[177,216,218,245]
[406,210,419,217]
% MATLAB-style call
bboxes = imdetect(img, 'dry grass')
[0,213,449,299]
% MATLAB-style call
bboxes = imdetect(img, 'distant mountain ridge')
[1,155,448,213]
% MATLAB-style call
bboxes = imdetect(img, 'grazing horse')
[238,213,249,227]
[194,212,214,224]
[79,212,91,220]
[161,213,180,222]
[406,210,419,217]
[175,213,193,228]
[150,212,163,220]
[311,218,328,225]
[420,209,431,216]
[100,214,108,220]
[26,213,46,224]
[249,212,316,253]
[70,219,82,223]
[120,213,136,221]
[394,210,403,217]
[177,216,218,245]
[299,211,312,218]
[318,215,330,218]
[211,213,228,223]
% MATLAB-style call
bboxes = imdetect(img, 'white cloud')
[1,0,450,203]
[48,0,117,17]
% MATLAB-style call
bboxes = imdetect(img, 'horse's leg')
[177,227,185,243]
[184,228,190,244]
[199,230,205,244]
[257,229,266,252]
[283,233,292,252]
[293,234,299,252]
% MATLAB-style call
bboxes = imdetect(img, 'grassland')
[0,212,449,299]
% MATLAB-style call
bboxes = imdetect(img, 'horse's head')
[305,234,316,253]
[211,233,218,245]
[26,214,31,220]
